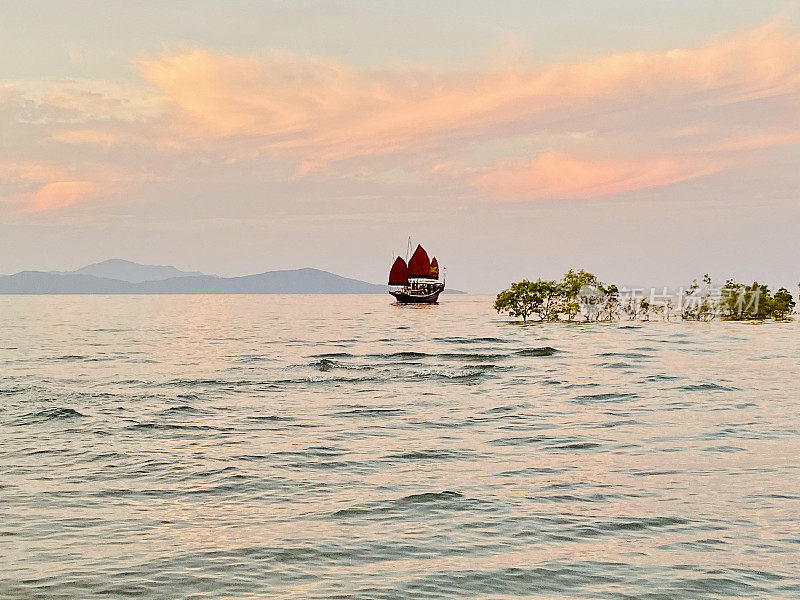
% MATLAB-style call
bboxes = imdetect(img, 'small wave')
[703,445,745,453]
[15,407,86,424]
[309,358,371,371]
[399,490,462,503]
[384,450,472,461]
[23,447,72,456]
[484,403,531,414]
[678,382,736,391]
[553,441,601,450]
[423,368,490,381]
[333,407,406,417]
[438,352,508,361]
[165,369,498,388]
[489,435,547,446]
[372,351,430,359]
[155,405,204,415]
[72,391,116,400]
[396,564,628,597]
[601,361,635,369]
[589,419,641,429]
[660,538,728,552]
[515,347,559,357]
[625,469,682,477]
[39,408,85,419]
[43,355,90,362]
[643,374,681,382]
[271,446,343,458]
[578,516,690,536]
[247,415,295,422]
[167,375,379,388]
[597,351,650,359]
[489,436,601,450]
[534,493,612,503]
[113,379,149,386]
[571,392,637,404]
[312,358,337,371]
[751,493,800,500]
[234,354,271,363]
[332,490,463,518]
[499,466,573,477]
[0,386,28,395]
[469,363,508,371]
[125,422,234,432]
[434,336,510,344]
[372,350,509,362]
[309,352,355,359]
[165,378,236,387]
[278,375,379,386]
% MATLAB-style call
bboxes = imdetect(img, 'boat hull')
[390,288,443,304]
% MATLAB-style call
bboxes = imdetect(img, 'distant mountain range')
[0,259,465,294]
[67,259,205,282]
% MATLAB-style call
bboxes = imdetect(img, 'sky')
[1,0,799,292]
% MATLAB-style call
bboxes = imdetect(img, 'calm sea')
[2,295,799,599]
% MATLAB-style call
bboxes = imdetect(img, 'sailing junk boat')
[388,244,445,303]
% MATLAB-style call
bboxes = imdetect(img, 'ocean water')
[1,294,799,599]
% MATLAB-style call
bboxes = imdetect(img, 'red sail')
[407,245,432,278]
[429,257,439,280]
[388,256,409,285]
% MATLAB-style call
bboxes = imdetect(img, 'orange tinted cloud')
[0,161,64,183]
[51,128,143,148]
[5,16,799,210]
[0,162,110,213]
[29,181,97,211]
[472,151,728,201]
[137,20,800,169]
[694,130,800,153]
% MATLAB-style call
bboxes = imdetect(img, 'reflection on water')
[1,295,799,599]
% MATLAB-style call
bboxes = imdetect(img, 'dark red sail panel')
[429,257,439,280]
[388,256,409,285]
[407,245,432,278]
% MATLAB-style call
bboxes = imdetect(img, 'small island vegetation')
[495,269,797,323]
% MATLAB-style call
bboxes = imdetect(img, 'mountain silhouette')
[0,261,465,294]
[72,259,206,282]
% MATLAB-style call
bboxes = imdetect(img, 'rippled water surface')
[2,295,800,599]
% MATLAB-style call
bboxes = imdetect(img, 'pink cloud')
[51,128,143,148]
[0,161,117,214]
[0,161,65,184]
[693,130,800,153]
[29,181,97,211]
[472,151,728,201]
[136,20,800,169]
[3,16,799,211]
